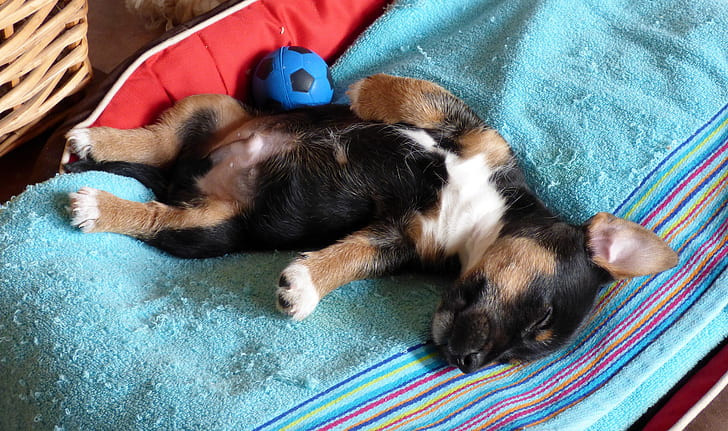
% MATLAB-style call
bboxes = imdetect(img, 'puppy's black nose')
[453,352,484,374]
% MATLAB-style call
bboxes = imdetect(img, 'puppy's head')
[432,212,678,373]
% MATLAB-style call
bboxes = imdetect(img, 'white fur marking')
[68,187,100,232]
[66,128,93,159]
[440,154,505,272]
[277,263,320,321]
[401,128,438,150]
[402,127,506,273]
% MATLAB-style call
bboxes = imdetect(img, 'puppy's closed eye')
[524,306,553,336]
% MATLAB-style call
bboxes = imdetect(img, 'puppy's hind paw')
[68,187,101,232]
[276,263,320,321]
[65,128,93,160]
[347,74,406,123]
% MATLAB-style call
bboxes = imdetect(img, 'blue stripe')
[257,107,728,431]
[427,206,726,430]
[626,130,727,223]
[619,129,727,223]
[614,102,728,215]
[306,350,448,430]
[625,139,726,224]
[520,240,727,431]
[305,347,445,430]
[651,156,727,232]
[347,363,494,430]
[502,208,727,430]
[252,343,428,430]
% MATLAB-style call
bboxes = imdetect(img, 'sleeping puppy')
[63,74,678,374]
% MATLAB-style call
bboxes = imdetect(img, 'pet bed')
[1,0,727,429]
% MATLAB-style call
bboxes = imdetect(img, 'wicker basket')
[0,0,92,157]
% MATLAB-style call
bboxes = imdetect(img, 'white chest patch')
[402,128,506,273]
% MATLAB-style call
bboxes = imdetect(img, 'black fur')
[68,77,676,374]
[65,159,169,199]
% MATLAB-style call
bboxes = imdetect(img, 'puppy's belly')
[196,131,293,202]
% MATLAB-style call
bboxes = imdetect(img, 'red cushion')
[92,0,388,129]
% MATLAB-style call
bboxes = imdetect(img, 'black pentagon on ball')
[255,57,274,80]
[290,68,315,93]
[288,46,312,54]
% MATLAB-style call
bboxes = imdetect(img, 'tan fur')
[348,74,448,129]
[406,208,446,263]
[72,190,239,239]
[534,329,554,343]
[459,128,512,167]
[587,212,679,279]
[68,95,250,168]
[296,230,381,297]
[469,236,557,301]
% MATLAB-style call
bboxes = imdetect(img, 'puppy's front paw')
[276,263,320,321]
[66,128,94,160]
[68,187,101,232]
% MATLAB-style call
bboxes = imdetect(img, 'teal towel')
[332,0,728,223]
[0,172,442,429]
[1,0,727,429]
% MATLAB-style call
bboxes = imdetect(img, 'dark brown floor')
[0,2,725,430]
[0,0,161,203]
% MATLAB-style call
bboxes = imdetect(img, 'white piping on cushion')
[75,0,262,129]
[668,370,728,431]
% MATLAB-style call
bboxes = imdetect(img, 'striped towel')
[251,104,728,430]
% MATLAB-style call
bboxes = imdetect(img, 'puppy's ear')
[586,212,678,280]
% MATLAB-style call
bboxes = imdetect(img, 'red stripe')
[495,246,726,430]
[453,219,726,430]
[318,367,453,431]
[318,128,728,431]
[498,242,727,430]
[461,228,727,430]
[387,209,725,431]
[641,144,726,227]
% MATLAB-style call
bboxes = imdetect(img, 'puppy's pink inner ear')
[586,212,679,280]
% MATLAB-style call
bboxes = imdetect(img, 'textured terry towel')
[333,0,728,223]
[1,1,727,431]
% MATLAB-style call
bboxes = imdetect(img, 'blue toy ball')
[252,46,334,110]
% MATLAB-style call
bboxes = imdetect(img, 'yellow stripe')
[380,365,520,430]
[624,116,728,218]
[279,352,438,431]
[663,173,727,242]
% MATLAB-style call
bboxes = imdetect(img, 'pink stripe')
[591,179,725,324]
[318,367,453,431]
[318,138,727,431]
[446,229,717,431]
[662,174,726,239]
[469,228,727,430]
[641,143,726,227]
[460,230,727,431]
[452,202,727,431]
[492,245,728,430]
[454,225,726,431]
[379,363,520,430]
[595,143,726,311]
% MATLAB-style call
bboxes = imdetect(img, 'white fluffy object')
[125,0,225,30]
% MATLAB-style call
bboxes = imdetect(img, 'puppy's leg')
[66,95,252,167]
[68,187,241,257]
[276,222,415,320]
[347,74,512,165]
